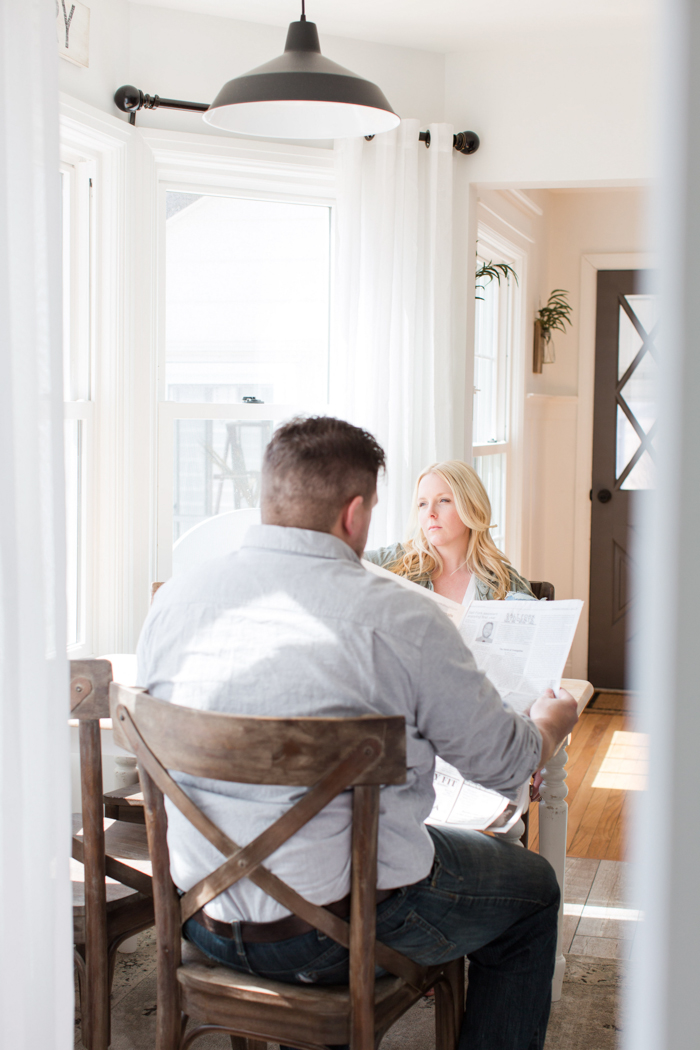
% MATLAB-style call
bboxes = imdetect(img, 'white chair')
[172,508,260,576]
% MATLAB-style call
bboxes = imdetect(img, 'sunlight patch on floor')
[564,903,641,921]
[592,730,648,790]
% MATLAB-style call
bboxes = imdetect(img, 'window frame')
[472,223,526,563]
[60,148,96,657]
[59,97,132,655]
[147,132,336,582]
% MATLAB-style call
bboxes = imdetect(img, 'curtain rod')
[114,85,480,154]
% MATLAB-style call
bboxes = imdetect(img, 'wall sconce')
[533,289,573,373]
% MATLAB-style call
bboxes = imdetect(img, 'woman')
[365,460,533,604]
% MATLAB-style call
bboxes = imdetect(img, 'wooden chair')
[71,659,154,1050]
[110,683,465,1050]
[528,581,555,602]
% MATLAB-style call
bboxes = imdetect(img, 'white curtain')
[0,1,72,1047]
[332,119,462,548]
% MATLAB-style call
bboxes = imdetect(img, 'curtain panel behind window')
[0,0,72,1046]
[333,120,460,548]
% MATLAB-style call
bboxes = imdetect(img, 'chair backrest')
[172,507,261,577]
[70,659,114,1045]
[529,580,555,602]
[110,683,418,1046]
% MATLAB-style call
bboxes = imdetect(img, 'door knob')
[597,489,612,503]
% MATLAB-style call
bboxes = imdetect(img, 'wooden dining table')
[97,656,592,1002]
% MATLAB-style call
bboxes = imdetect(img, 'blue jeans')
[184,825,560,1050]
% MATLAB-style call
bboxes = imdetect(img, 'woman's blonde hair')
[389,460,520,600]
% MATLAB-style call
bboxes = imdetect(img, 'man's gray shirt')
[136,525,542,923]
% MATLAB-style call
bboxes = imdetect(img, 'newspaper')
[360,560,582,833]
[459,599,583,715]
[427,598,583,833]
[427,758,531,834]
[361,559,466,629]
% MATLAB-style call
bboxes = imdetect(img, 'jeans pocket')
[295,933,350,984]
[383,909,458,966]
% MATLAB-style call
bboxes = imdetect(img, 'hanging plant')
[475,260,518,300]
[534,289,573,373]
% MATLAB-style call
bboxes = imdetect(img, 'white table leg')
[538,743,569,1002]
[114,754,139,788]
[499,816,525,847]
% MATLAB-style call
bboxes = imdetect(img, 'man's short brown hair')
[261,416,386,532]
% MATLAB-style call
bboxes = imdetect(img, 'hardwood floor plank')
[528,712,632,862]
[562,721,614,820]
[566,717,624,852]
[603,795,629,862]
[528,798,539,852]
[588,787,626,861]
[568,787,612,857]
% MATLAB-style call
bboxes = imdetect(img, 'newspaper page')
[427,599,582,833]
[459,599,583,715]
[427,759,531,834]
[362,559,467,629]
[361,562,582,833]
[427,757,508,829]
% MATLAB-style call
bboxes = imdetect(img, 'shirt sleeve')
[363,543,405,569]
[413,612,542,798]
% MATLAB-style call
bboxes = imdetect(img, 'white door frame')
[570,250,656,678]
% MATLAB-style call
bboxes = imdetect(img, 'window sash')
[156,402,303,580]
[472,225,522,561]
[64,401,92,657]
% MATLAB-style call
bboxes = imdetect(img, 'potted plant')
[475,260,518,299]
[533,289,572,373]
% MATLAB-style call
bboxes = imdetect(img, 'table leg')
[114,754,139,788]
[538,743,569,1002]
[499,816,525,847]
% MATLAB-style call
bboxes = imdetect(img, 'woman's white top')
[463,574,477,606]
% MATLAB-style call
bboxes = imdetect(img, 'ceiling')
[128,0,655,53]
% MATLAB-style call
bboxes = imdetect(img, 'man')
[137,416,578,1050]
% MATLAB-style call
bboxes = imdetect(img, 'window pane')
[617,304,643,380]
[64,418,84,647]
[616,405,641,481]
[621,449,655,491]
[620,349,656,435]
[473,452,507,554]
[165,193,330,404]
[61,170,71,400]
[473,259,511,446]
[173,418,272,543]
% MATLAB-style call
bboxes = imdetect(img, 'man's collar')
[241,524,361,564]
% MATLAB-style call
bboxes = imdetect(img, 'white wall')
[445,24,654,185]
[58,2,445,135]
[58,0,130,115]
[522,189,648,676]
[534,189,648,397]
[60,5,654,188]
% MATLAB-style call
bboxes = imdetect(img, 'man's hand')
[529,688,579,770]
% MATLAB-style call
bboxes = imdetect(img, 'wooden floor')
[527,711,648,862]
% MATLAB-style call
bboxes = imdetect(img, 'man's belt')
[191,887,397,944]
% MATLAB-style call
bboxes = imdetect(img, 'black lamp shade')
[203,20,400,139]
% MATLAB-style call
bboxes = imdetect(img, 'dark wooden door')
[588,270,657,688]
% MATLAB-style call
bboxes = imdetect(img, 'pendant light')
[203,3,400,140]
